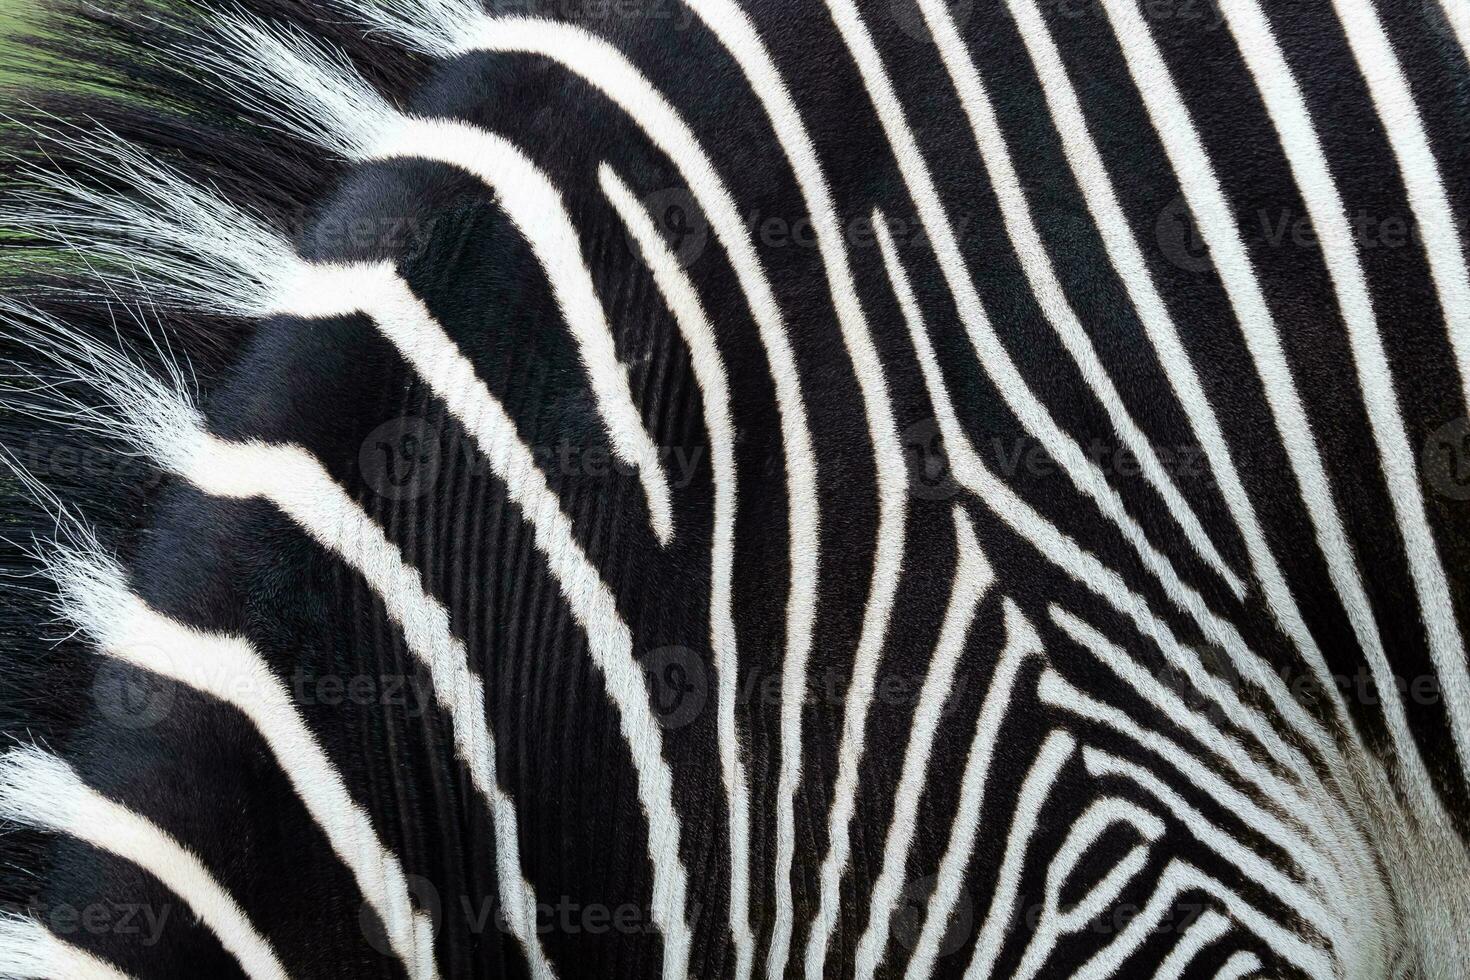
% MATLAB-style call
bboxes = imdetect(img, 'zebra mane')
[0,0,422,908]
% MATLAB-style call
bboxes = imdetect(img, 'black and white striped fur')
[1,0,1468,976]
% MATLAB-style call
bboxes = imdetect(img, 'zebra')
[0,0,1467,975]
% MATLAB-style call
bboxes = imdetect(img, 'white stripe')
[1044,800,1163,934]
[1218,0,1461,809]
[0,158,555,975]
[962,730,1075,980]
[824,0,1254,697]
[600,162,754,980]
[904,598,1044,980]
[1217,950,1264,980]
[1072,859,1332,980]
[853,12,1338,800]
[997,16,1419,926]
[1001,0,1355,749]
[7,102,678,975]
[1086,0,1440,904]
[368,121,674,547]
[419,25,826,978]
[876,208,1342,822]
[658,7,910,976]
[130,27,816,980]
[0,914,138,980]
[853,508,994,980]
[191,15,674,547]
[1330,0,1470,407]
[888,203,1374,926]
[1039,614,1339,878]
[1156,910,1233,980]
[911,0,1244,598]
[1038,668,1325,886]
[273,261,692,980]
[1080,742,1342,955]
[1093,0,1414,781]
[1011,798,1163,980]
[1314,0,1470,780]
[0,748,289,980]
[180,430,555,979]
[43,548,436,979]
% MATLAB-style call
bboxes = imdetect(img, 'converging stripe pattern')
[0,0,1467,978]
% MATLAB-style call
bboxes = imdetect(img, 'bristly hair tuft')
[0,0,438,909]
